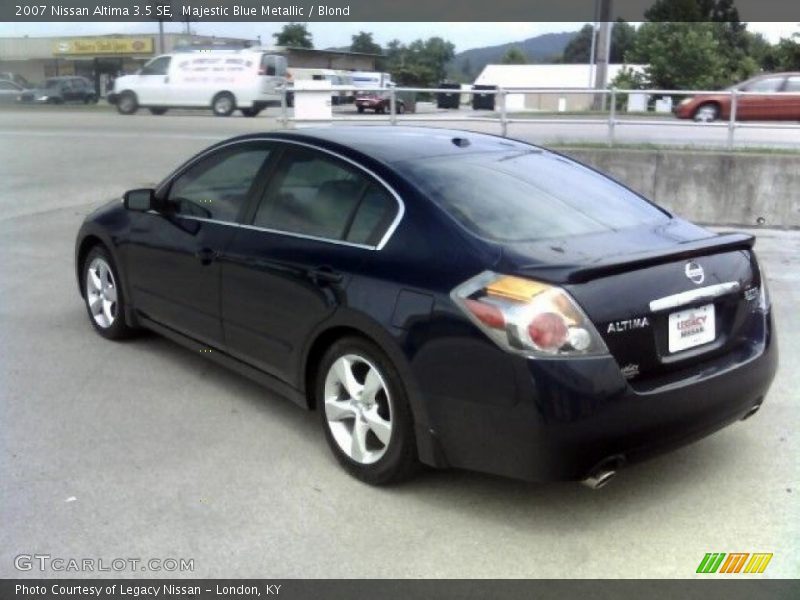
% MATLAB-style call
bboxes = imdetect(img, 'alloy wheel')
[85,257,118,328]
[323,354,393,465]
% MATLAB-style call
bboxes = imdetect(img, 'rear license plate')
[668,303,716,353]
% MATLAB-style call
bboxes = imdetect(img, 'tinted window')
[394,150,669,242]
[168,146,271,222]
[253,149,396,244]
[744,77,785,92]
[785,77,800,92]
[142,56,171,76]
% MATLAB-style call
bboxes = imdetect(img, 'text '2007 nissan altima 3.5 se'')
[74,127,777,488]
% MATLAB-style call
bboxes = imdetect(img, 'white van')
[109,49,288,117]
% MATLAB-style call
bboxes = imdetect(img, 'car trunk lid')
[497,221,762,383]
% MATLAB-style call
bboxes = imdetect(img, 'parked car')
[74,127,777,487]
[355,91,405,114]
[108,50,287,117]
[0,79,26,103]
[0,72,31,88]
[675,72,800,122]
[18,76,97,105]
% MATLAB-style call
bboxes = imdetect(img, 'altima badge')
[685,262,705,285]
[607,317,650,333]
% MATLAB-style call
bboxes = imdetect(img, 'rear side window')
[168,145,271,222]
[744,76,785,92]
[394,150,669,242]
[785,77,800,92]
[260,54,287,77]
[253,149,397,245]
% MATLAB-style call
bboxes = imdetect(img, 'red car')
[355,91,406,114]
[675,72,800,122]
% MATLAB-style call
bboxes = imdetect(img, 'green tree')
[501,47,529,64]
[562,20,637,64]
[386,37,455,86]
[273,23,313,49]
[640,0,756,85]
[628,22,727,89]
[768,34,800,70]
[350,31,382,55]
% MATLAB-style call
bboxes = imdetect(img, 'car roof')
[230,126,538,164]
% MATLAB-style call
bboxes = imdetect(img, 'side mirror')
[123,188,155,211]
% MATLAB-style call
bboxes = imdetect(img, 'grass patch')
[547,142,800,156]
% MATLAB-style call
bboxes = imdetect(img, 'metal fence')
[278,86,800,150]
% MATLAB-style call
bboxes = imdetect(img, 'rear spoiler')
[524,233,756,283]
[563,232,755,284]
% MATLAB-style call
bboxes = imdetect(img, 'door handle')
[195,247,218,265]
[309,266,343,284]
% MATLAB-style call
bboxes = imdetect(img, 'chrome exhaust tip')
[582,469,617,490]
[741,399,763,421]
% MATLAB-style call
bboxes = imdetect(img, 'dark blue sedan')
[74,127,777,487]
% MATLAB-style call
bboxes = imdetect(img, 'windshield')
[394,150,670,242]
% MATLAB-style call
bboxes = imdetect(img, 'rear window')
[394,150,669,242]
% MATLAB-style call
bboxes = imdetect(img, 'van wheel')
[148,107,168,115]
[240,107,261,117]
[117,91,138,115]
[212,92,236,117]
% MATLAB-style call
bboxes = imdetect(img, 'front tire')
[117,91,138,115]
[83,246,134,340]
[317,336,419,485]
[211,92,236,117]
[149,107,168,115]
[693,102,720,122]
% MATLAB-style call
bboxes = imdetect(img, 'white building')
[474,63,646,111]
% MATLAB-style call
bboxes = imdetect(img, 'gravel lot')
[1,109,798,578]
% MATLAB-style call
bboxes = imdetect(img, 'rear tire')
[211,92,236,117]
[82,246,135,340]
[357,106,365,114]
[117,91,138,115]
[148,107,168,115]
[317,336,419,485]
[240,107,261,117]
[397,103,406,115]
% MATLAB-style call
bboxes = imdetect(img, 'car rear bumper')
[420,311,777,482]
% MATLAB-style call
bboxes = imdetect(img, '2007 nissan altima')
[74,127,777,488]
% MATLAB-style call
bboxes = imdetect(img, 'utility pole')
[593,0,613,110]
[588,0,600,88]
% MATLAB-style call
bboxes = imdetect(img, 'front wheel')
[211,92,235,117]
[318,336,419,485]
[117,91,138,115]
[149,107,168,115]
[693,103,720,122]
[83,246,134,340]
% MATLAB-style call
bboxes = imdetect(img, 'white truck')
[109,48,288,117]
[351,71,394,89]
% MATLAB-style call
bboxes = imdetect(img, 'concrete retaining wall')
[559,148,800,228]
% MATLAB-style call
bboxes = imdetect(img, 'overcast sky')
[0,22,796,51]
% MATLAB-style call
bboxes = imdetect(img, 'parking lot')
[0,108,798,578]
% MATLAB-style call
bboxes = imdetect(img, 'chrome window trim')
[158,136,406,251]
[649,281,741,313]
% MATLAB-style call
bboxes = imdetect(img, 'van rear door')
[259,54,287,99]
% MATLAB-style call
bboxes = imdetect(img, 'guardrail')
[278,85,800,150]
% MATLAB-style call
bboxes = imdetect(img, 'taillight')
[451,271,608,357]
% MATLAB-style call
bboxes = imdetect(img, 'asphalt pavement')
[0,108,798,578]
